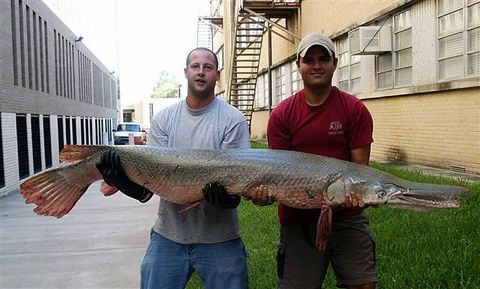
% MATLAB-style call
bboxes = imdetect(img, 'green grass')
[250,141,268,149]
[186,148,480,289]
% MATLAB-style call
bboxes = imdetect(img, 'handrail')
[242,7,301,41]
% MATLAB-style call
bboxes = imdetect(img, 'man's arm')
[267,111,291,150]
[221,120,251,149]
[351,145,371,165]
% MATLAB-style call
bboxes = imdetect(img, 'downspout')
[268,24,273,114]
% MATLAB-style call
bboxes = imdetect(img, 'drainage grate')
[450,165,466,173]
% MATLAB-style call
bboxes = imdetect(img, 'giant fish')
[20,145,468,251]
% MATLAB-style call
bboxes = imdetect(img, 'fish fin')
[315,205,333,252]
[100,181,119,196]
[242,180,277,198]
[60,145,110,164]
[321,171,343,189]
[177,199,205,215]
[20,165,99,218]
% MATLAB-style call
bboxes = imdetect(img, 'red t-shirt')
[267,87,374,225]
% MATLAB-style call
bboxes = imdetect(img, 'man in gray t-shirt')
[148,96,250,244]
[96,48,250,289]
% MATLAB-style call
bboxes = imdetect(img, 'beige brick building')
[201,0,480,174]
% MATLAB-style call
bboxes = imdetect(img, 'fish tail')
[60,145,110,164]
[20,164,100,218]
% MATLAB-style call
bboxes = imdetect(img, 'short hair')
[186,47,219,69]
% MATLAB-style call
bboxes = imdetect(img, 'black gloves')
[95,149,153,203]
[203,182,241,209]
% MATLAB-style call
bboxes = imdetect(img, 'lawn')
[186,144,480,288]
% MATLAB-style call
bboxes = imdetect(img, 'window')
[275,66,286,105]
[216,92,226,101]
[377,11,412,88]
[291,61,303,94]
[377,53,393,89]
[394,10,413,86]
[212,0,223,16]
[264,73,270,108]
[0,113,4,188]
[57,116,64,153]
[216,46,224,70]
[149,103,154,124]
[31,115,41,173]
[116,123,141,132]
[17,114,29,179]
[43,115,52,168]
[437,0,480,79]
[467,0,480,75]
[337,37,362,93]
[254,74,264,108]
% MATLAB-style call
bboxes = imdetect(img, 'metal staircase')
[228,11,265,129]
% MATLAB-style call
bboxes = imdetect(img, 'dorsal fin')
[60,145,110,164]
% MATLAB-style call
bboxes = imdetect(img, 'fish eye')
[377,190,387,198]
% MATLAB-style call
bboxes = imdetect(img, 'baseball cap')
[297,32,335,60]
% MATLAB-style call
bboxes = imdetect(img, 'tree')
[151,70,180,98]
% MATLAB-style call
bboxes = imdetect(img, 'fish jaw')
[357,180,468,210]
[384,183,468,209]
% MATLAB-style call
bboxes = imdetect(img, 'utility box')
[349,26,392,55]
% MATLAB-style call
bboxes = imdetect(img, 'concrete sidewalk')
[380,162,480,182]
[0,182,159,289]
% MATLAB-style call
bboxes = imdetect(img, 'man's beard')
[191,84,214,99]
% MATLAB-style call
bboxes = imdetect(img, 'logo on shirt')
[328,121,344,135]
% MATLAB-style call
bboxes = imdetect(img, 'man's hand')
[344,192,365,208]
[203,183,240,209]
[245,184,275,206]
[95,149,153,203]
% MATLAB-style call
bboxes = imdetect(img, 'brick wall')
[366,88,480,173]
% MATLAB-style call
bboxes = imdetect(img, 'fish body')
[20,145,468,250]
[21,145,467,218]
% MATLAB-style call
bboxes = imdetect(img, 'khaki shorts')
[277,213,377,289]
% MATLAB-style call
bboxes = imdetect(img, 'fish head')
[348,178,468,210]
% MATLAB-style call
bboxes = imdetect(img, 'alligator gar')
[20,145,468,250]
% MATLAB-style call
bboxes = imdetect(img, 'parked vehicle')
[113,122,146,145]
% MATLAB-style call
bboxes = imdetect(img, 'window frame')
[437,0,480,80]
[216,45,224,70]
[290,61,302,94]
[376,10,412,90]
[274,65,286,105]
[336,36,362,93]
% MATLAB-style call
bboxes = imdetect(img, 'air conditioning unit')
[349,26,392,55]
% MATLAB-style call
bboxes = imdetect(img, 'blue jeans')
[140,230,249,289]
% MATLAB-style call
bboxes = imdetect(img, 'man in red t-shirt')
[267,32,376,289]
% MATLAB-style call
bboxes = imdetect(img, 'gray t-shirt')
[147,97,251,244]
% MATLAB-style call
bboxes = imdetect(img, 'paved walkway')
[1,182,158,289]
